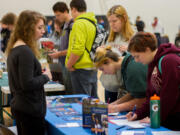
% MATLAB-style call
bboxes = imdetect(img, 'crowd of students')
[0,0,180,134]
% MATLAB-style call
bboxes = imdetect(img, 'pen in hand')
[132,105,136,116]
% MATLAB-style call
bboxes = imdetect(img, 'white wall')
[100,0,180,43]
[0,0,61,17]
[0,0,179,42]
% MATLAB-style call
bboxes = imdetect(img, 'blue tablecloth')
[0,72,9,105]
[45,95,169,135]
[0,72,9,123]
[0,72,8,86]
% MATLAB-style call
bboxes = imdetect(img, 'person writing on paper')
[6,10,52,135]
[126,32,180,131]
[100,5,135,103]
[94,46,147,113]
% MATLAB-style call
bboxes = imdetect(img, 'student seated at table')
[126,32,180,131]
[94,46,148,113]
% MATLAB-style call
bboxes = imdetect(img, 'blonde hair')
[6,10,45,58]
[94,46,119,67]
[107,5,134,42]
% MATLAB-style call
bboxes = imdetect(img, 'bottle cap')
[150,94,160,100]
[94,99,100,103]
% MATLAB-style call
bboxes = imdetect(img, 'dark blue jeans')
[60,63,73,94]
[70,69,97,98]
[154,33,161,47]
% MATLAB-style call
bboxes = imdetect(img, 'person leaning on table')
[94,46,147,113]
[101,4,135,103]
[126,32,180,131]
[6,10,52,135]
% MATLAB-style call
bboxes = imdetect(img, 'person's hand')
[67,67,75,72]
[140,117,150,124]
[43,69,52,80]
[119,45,128,53]
[96,45,106,52]
[108,104,119,113]
[48,51,60,59]
[126,111,137,121]
[99,45,106,48]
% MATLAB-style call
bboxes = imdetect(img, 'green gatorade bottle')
[150,94,160,128]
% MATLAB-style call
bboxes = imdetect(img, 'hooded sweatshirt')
[65,12,97,69]
[136,43,180,124]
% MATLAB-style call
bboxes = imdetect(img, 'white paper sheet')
[56,122,81,128]
[152,131,180,135]
[110,119,145,128]
[108,112,119,116]
[121,131,145,135]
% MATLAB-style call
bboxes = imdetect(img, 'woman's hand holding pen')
[126,111,137,121]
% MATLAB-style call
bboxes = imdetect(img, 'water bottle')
[150,94,160,128]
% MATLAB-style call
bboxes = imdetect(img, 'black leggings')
[105,90,118,103]
[12,109,46,135]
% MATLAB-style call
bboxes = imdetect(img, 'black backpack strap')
[123,55,133,72]
[78,17,96,27]
[77,17,96,54]
[121,55,133,89]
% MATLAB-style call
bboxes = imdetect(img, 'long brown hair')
[107,5,134,42]
[6,10,45,57]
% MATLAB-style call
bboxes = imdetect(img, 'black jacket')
[1,28,11,52]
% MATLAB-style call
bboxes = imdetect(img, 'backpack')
[158,53,180,74]
[78,17,107,61]
[158,53,180,88]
